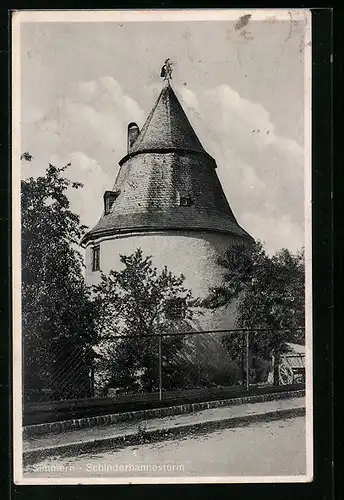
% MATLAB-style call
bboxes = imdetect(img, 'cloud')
[177,84,304,254]
[240,212,304,255]
[21,77,145,228]
[63,151,114,227]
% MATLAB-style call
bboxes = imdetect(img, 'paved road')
[24,416,306,478]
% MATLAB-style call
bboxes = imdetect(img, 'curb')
[23,405,305,466]
[24,389,305,438]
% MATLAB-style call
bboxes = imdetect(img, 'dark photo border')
[1,5,337,500]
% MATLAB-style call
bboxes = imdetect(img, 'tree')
[92,249,194,393]
[21,157,99,400]
[204,240,305,385]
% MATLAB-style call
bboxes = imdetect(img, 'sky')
[18,11,310,254]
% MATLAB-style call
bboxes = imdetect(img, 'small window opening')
[92,245,100,272]
[180,197,192,207]
[178,190,193,207]
[165,298,186,320]
[104,190,120,215]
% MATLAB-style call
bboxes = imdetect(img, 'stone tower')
[81,81,253,330]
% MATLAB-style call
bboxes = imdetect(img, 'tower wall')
[85,230,244,329]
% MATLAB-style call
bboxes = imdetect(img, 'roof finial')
[160,58,173,84]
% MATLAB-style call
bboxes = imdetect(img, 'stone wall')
[85,229,239,330]
[86,230,231,296]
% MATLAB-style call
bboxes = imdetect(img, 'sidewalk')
[23,395,305,463]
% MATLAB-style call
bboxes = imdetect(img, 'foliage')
[21,151,33,162]
[204,240,305,382]
[21,157,99,400]
[93,249,194,392]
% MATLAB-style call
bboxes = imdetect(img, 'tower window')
[165,298,186,320]
[104,190,120,215]
[92,246,100,272]
[179,196,192,207]
[178,190,193,207]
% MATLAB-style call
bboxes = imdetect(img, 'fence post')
[90,364,95,398]
[158,333,163,401]
[197,333,201,387]
[245,331,250,391]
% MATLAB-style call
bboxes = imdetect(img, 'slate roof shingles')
[82,84,253,245]
[129,83,206,155]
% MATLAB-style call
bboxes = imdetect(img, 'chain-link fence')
[99,328,306,400]
[23,341,94,402]
[23,328,305,404]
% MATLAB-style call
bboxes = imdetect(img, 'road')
[24,416,306,478]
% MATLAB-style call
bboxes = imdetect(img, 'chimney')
[127,122,140,153]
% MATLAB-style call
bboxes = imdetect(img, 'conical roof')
[81,83,253,245]
[129,83,206,155]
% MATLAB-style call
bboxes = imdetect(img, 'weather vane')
[160,58,173,83]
